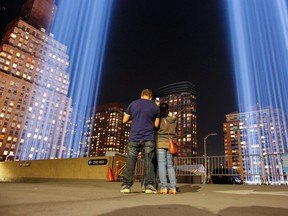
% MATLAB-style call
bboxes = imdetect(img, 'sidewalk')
[1,180,288,216]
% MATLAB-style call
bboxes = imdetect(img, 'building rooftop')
[1,180,288,216]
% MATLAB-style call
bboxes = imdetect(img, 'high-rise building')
[154,81,197,157]
[224,107,288,184]
[20,0,56,33]
[0,0,72,160]
[84,103,129,157]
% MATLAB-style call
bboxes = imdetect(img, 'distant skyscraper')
[20,0,56,33]
[83,103,129,157]
[0,0,72,160]
[224,106,288,184]
[154,81,197,157]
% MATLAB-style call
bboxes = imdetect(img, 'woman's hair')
[160,102,169,118]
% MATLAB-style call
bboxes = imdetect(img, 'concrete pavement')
[1,180,288,216]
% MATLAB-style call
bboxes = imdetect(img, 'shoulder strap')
[163,118,171,139]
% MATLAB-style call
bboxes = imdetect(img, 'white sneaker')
[120,185,131,193]
[145,184,157,194]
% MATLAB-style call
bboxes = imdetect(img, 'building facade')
[84,103,129,157]
[20,0,56,33]
[154,81,197,157]
[224,107,288,184]
[0,0,72,160]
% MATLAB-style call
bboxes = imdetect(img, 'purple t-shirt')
[125,99,160,141]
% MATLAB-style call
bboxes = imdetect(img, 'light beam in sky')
[225,0,288,184]
[52,0,114,157]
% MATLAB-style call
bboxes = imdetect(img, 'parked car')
[211,168,243,184]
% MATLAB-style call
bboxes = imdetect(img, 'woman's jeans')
[156,148,177,189]
[122,141,156,187]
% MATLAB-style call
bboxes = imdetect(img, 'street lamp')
[203,133,217,183]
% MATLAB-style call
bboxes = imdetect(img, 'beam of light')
[225,0,288,184]
[52,0,114,157]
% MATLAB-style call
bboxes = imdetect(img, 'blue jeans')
[141,153,158,189]
[122,141,156,187]
[156,148,176,189]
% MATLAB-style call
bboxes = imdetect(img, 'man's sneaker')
[120,185,131,193]
[145,184,157,194]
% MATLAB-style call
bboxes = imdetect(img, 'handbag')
[163,119,180,156]
[169,138,179,155]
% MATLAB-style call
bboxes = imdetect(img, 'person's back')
[127,98,159,141]
[157,114,177,146]
[121,89,160,194]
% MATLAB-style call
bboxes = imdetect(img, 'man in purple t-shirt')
[121,89,160,194]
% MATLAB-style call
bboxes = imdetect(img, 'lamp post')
[204,133,217,184]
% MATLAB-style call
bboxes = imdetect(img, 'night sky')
[0,0,237,156]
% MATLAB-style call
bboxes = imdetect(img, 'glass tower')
[224,107,288,184]
[154,81,197,157]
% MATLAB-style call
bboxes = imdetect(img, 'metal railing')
[131,153,288,185]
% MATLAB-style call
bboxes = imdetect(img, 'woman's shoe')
[168,188,177,194]
[159,188,168,194]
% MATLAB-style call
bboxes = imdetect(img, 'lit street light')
[204,133,217,183]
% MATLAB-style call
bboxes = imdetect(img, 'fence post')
[204,155,207,184]
[207,156,212,183]
[260,155,268,185]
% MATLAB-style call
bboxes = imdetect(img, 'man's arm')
[123,113,131,124]
[154,117,160,128]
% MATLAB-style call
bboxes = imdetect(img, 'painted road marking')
[214,190,288,196]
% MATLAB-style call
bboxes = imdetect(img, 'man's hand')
[123,113,131,124]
